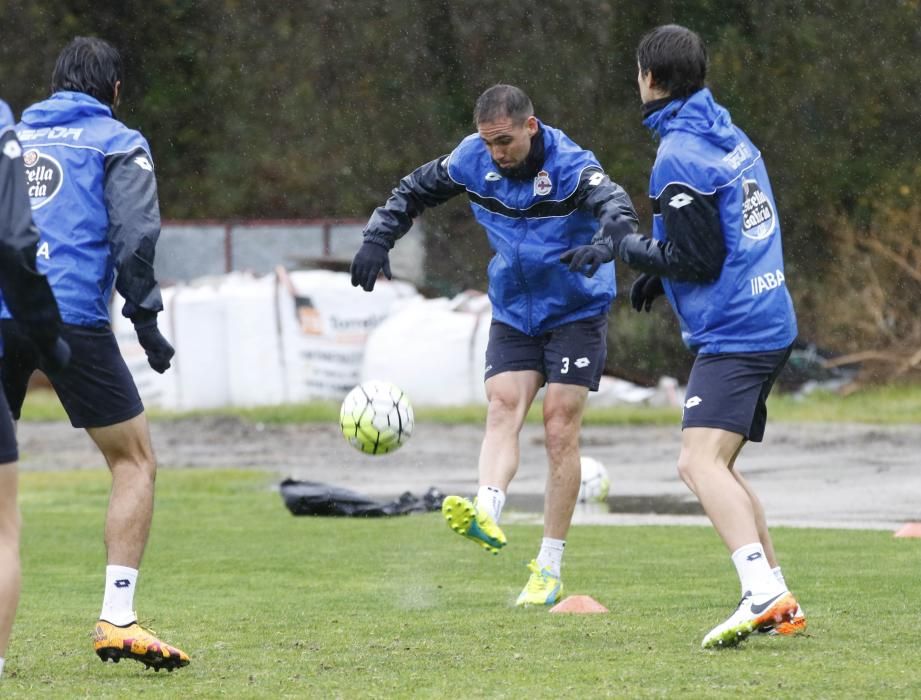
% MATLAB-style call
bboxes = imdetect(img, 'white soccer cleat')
[701,590,799,649]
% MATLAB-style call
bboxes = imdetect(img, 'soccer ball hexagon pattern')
[340,380,414,455]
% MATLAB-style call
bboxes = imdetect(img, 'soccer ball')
[340,380,414,455]
[578,456,610,503]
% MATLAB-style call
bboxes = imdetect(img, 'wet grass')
[3,468,920,698]
[18,383,921,425]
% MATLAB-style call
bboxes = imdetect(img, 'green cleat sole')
[701,622,754,649]
[441,495,505,554]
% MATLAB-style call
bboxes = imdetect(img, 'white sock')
[100,565,139,626]
[772,565,788,590]
[476,485,505,523]
[536,537,566,578]
[731,543,782,597]
[0,657,5,679]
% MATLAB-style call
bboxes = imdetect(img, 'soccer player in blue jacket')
[0,98,70,682]
[568,25,805,647]
[1,38,188,670]
[351,84,638,605]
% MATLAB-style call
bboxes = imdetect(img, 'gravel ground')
[17,417,921,531]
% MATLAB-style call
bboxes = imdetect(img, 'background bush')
[2,0,918,382]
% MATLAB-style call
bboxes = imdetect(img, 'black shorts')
[682,345,792,442]
[484,315,608,390]
[1,320,144,429]
[0,367,17,463]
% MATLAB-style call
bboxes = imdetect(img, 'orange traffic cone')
[894,522,921,538]
[549,595,608,614]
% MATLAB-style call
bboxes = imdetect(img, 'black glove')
[350,241,392,292]
[25,324,71,374]
[629,273,665,312]
[41,337,72,373]
[131,310,175,373]
[559,244,613,278]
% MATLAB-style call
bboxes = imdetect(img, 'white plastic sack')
[279,270,419,401]
[362,291,491,406]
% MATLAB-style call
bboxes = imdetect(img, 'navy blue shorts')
[1,321,144,429]
[682,345,792,442]
[0,367,17,463]
[484,315,608,390]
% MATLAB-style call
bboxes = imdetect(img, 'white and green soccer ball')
[578,456,610,503]
[340,380,414,455]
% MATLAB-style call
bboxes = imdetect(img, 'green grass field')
[2,469,919,698]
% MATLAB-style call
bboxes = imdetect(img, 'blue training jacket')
[6,91,163,326]
[447,124,623,334]
[363,121,637,336]
[642,88,797,354]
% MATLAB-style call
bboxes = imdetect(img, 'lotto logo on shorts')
[684,396,702,409]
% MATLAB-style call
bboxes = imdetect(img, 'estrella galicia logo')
[741,179,776,241]
[22,149,64,210]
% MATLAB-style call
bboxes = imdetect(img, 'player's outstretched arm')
[618,182,725,282]
[560,169,639,277]
[351,155,465,291]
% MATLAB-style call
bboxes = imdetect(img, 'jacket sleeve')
[576,168,639,248]
[104,148,164,317]
[363,155,466,249]
[618,183,725,282]
[0,128,61,331]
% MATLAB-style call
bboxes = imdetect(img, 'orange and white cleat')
[702,590,799,649]
[94,619,190,671]
[760,602,807,636]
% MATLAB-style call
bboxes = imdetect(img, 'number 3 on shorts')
[561,357,569,374]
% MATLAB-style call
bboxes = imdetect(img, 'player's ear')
[526,115,539,136]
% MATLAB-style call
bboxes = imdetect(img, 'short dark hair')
[473,84,534,125]
[51,37,123,106]
[637,24,707,98]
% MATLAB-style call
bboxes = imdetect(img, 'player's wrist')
[129,308,158,329]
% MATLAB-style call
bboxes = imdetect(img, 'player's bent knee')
[676,451,699,490]
[543,423,579,459]
[486,393,528,427]
[110,454,157,483]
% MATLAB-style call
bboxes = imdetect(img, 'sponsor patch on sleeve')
[133,155,153,172]
[2,138,22,160]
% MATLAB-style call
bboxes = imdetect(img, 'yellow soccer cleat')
[515,559,564,607]
[94,619,190,671]
[441,495,507,555]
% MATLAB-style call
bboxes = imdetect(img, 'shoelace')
[134,618,162,638]
[525,562,551,591]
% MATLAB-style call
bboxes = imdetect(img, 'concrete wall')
[155,219,426,286]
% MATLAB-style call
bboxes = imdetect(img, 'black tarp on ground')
[280,479,445,517]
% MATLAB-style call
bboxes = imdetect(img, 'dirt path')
[17,418,921,530]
